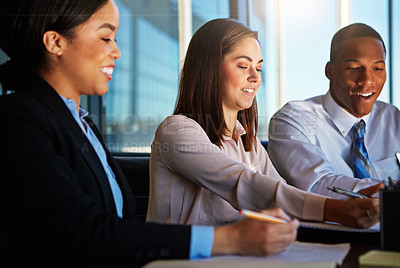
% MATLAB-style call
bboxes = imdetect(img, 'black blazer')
[0,76,191,267]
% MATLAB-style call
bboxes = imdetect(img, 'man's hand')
[324,183,384,228]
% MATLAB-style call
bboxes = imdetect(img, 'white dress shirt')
[147,115,326,225]
[268,91,400,199]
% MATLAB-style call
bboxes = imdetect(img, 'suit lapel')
[84,116,137,219]
[69,128,117,216]
[27,76,117,215]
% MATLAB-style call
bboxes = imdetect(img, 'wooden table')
[338,243,378,268]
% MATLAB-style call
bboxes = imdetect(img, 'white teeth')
[356,92,373,97]
[101,67,113,76]
[243,88,254,93]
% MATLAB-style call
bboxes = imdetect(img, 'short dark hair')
[0,0,108,92]
[174,18,259,151]
[330,23,386,62]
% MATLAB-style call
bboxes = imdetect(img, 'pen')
[327,186,369,199]
[239,209,287,224]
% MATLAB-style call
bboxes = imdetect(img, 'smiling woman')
[38,0,121,107]
[0,0,311,265]
[172,18,261,151]
[147,18,382,230]
[0,0,195,265]
[221,36,263,138]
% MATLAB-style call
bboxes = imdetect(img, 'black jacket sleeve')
[0,77,192,267]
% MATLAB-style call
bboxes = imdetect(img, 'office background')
[1,0,399,154]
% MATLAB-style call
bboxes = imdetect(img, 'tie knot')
[353,120,366,139]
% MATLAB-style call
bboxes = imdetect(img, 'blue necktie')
[352,120,373,178]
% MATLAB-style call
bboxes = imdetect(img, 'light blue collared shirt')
[60,95,213,258]
[59,95,123,218]
[269,90,400,198]
[190,225,214,259]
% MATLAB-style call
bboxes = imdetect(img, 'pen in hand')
[327,186,369,199]
[239,209,288,224]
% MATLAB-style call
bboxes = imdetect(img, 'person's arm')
[212,208,299,256]
[190,226,214,259]
[155,115,380,228]
[0,91,195,264]
[268,103,380,198]
[323,182,383,228]
[154,115,326,222]
[190,208,299,258]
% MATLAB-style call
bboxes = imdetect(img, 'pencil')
[239,209,287,224]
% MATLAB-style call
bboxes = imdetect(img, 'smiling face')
[221,37,263,120]
[326,36,386,117]
[55,0,120,100]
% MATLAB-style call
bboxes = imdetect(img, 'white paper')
[143,241,350,268]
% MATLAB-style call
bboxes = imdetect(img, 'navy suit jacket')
[0,76,191,266]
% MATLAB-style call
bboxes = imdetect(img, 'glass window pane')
[103,0,180,153]
[250,0,337,140]
[280,0,337,103]
[351,0,390,102]
[248,0,269,140]
[192,0,229,32]
[102,0,230,153]
[392,0,400,108]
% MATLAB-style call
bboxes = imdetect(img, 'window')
[1,0,398,150]
[391,0,400,107]
[99,0,179,153]
[247,0,399,139]
[99,0,400,153]
[101,0,229,153]
[247,0,269,140]
[248,0,337,139]
[351,0,390,102]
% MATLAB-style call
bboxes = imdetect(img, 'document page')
[143,241,350,268]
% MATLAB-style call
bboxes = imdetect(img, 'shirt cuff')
[302,193,326,221]
[189,225,214,259]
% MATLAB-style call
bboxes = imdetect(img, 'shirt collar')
[58,95,89,119]
[323,90,371,137]
[58,95,90,134]
[235,120,246,137]
[223,120,247,142]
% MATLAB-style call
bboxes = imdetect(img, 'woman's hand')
[212,208,299,256]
